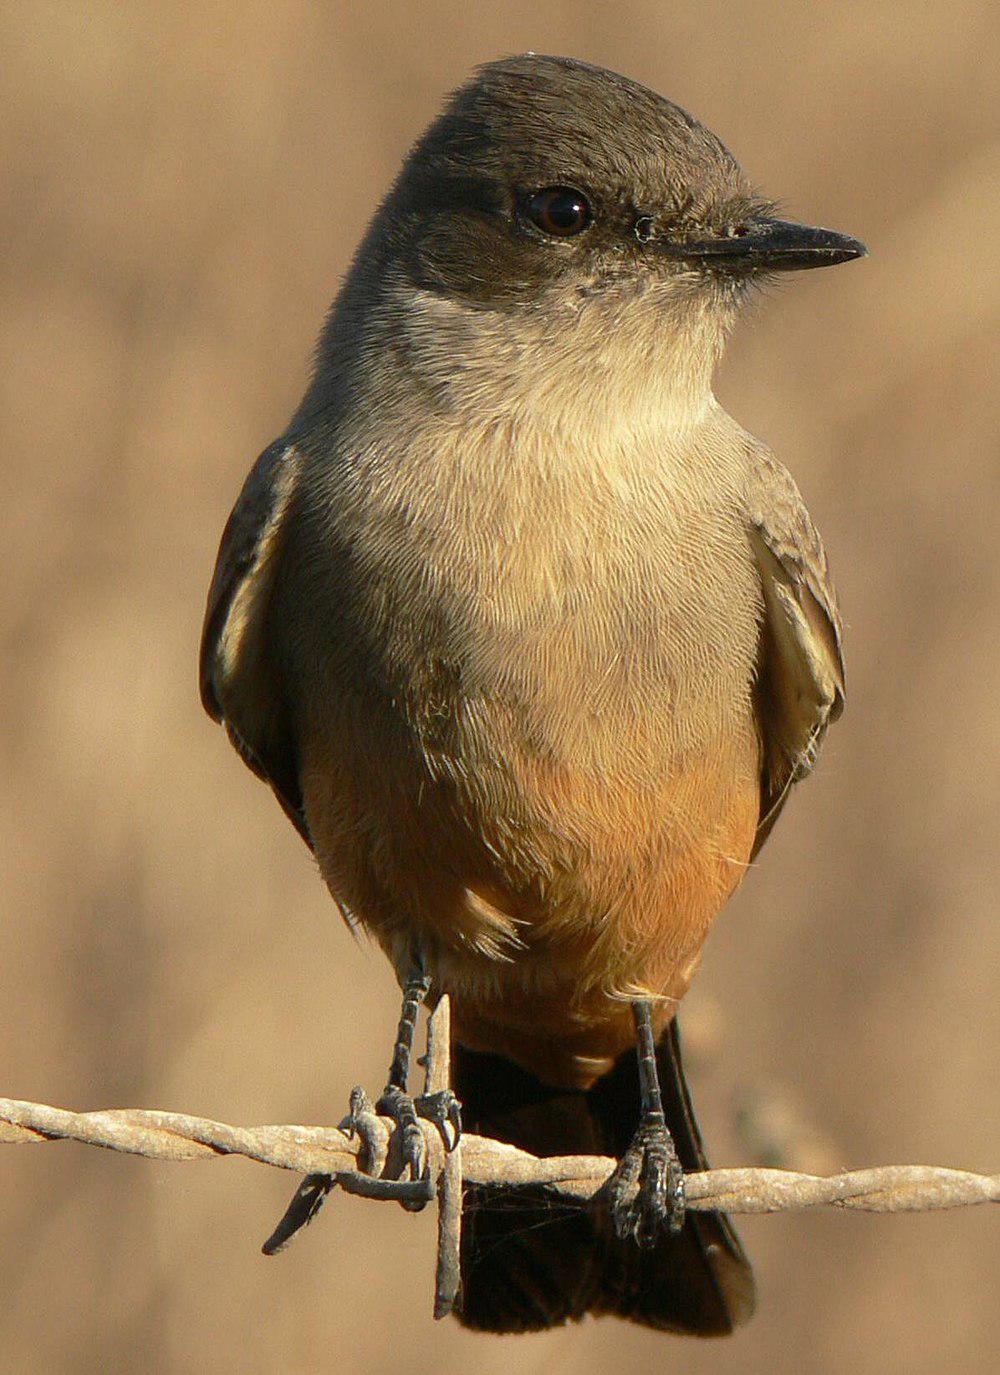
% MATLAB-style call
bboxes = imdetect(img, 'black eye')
[524,186,592,237]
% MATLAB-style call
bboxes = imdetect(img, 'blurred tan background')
[2,2,998,1371]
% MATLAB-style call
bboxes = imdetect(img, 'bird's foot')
[606,1116,685,1247]
[348,1083,461,1211]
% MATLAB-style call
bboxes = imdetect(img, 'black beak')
[658,217,867,272]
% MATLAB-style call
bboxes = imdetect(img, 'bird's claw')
[345,1082,462,1211]
[377,1084,429,1206]
[369,1083,461,1210]
[346,1084,387,1176]
[347,1084,375,1128]
[414,1088,463,1152]
[606,1118,686,1247]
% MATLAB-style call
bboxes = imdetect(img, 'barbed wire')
[3,1095,996,1211]
[2,998,996,1318]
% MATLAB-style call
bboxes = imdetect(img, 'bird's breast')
[366,422,763,775]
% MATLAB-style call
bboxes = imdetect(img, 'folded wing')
[747,450,845,857]
[199,441,310,844]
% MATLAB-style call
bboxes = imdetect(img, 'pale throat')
[397,281,731,446]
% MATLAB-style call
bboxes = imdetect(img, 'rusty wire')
[3,1094,998,1210]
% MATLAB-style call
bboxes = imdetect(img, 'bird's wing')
[199,440,310,844]
[746,448,845,858]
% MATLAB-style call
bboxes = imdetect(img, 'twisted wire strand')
[1,1095,996,1214]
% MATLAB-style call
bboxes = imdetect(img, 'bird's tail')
[453,1019,755,1334]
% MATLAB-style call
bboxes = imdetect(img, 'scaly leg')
[605,999,686,1245]
[350,963,461,1210]
[262,962,461,1253]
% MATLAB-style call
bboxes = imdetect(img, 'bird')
[200,54,863,1336]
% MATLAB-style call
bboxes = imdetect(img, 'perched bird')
[200,54,862,1335]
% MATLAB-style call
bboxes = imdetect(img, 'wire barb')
[424,996,462,1318]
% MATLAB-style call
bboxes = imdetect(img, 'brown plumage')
[200,55,862,1334]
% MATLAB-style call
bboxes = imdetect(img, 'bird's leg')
[606,999,686,1246]
[349,961,461,1211]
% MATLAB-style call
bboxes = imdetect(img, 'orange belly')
[448,751,760,1087]
[302,720,761,1091]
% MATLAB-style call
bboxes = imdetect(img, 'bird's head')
[332,56,866,432]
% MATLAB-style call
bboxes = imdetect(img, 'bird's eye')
[524,186,592,237]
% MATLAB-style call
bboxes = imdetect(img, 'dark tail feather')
[453,1020,756,1335]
